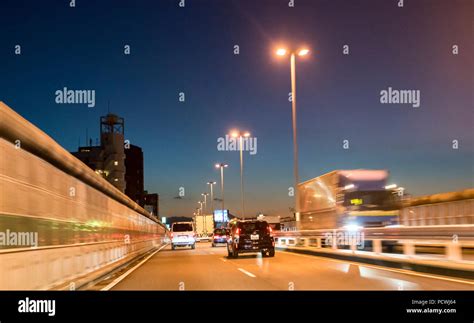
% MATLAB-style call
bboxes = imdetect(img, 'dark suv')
[227,220,275,258]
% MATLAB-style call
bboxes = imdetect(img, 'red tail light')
[170,233,174,238]
[268,226,273,236]
[235,228,240,236]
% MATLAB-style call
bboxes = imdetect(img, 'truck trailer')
[297,169,400,230]
[194,214,214,242]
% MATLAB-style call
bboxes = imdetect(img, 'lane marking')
[101,244,168,291]
[238,268,256,278]
[281,250,474,286]
[220,258,227,263]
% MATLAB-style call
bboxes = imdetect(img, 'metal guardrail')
[276,225,474,240]
[274,225,474,262]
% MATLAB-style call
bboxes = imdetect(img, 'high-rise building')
[100,114,126,192]
[72,113,126,192]
[125,144,144,204]
[71,113,158,217]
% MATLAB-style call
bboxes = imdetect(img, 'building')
[143,192,159,217]
[72,113,126,192]
[100,114,126,192]
[71,113,159,217]
[125,144,144,204]
[72,145,104,173]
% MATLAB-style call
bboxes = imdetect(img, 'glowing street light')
[298,49,310,56]
[274,46,311,229]
[276,48,287,56]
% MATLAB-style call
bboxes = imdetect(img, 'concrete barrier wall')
[0,102,167,290]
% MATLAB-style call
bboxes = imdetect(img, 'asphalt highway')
[111,242,473,290]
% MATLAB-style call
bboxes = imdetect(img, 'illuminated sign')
[350,199,363,206]
[214,210,229,222]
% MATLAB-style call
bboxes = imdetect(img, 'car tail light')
[215,235,220,238]
[235,228,240,237]
[171,233,174,238]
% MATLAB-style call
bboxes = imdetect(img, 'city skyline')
[1,0,472,218]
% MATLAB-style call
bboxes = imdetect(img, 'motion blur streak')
[0,102,167,290]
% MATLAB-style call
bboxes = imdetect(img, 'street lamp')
[207,181,216,217]
[201,193,209,214]
[197,201,205,237]
[230,130,250,218]
[201,193,209,233]
[197,201,203,215]
[215,163,228,227]
[194,207,200,222]
[275,46,310,228]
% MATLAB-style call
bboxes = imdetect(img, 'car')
[227,220,275,258]
[170,222,196,250]
[211,228,229,247]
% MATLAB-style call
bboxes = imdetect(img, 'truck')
[194,214,215,242]
[297,169,400,230]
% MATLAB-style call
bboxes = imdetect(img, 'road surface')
[111,242,473,290]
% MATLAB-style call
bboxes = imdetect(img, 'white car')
[171,222,196,250]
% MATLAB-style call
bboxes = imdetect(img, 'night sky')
[1,0,472,218]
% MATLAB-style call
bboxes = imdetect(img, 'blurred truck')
[195,214,215,242]
[297,169,400,230]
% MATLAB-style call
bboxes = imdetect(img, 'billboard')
[213,209,229,223]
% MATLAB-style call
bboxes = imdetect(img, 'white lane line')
[283,250,474,286]
[238,268,256,278]
[220,258,227,262]
[101,244,168,291]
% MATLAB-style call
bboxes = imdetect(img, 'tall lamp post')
[207,181,216,217]
[201,193,208,214]
[275,46,310,228]
[194,209,199,228]
[230,130,250,219]
[197,201,204,236]
[197,201,203,216]
[215,163,228,227]
[201,193,209,234]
